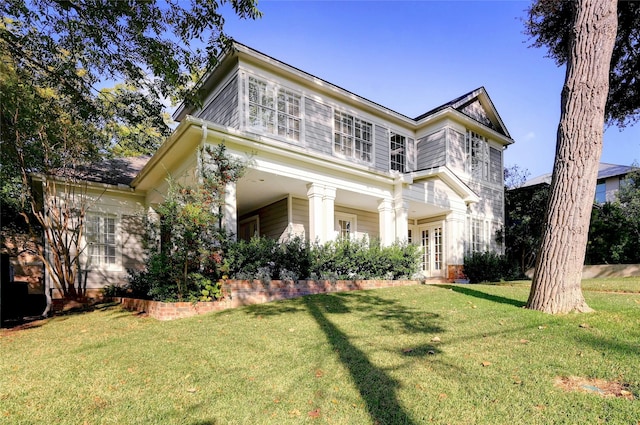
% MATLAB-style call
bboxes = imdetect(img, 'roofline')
[176,41,513,132]
[31,173,143,196]
[418,107,514,146]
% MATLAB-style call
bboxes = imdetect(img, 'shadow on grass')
[303,295,418,425]
[437,284,526,308]
[574,330,640,358]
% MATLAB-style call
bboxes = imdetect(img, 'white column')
[307,183,325,243]
[378,198,394,246]
[394,200,409,244]
[323,186,336,243]
[223,181,237,239]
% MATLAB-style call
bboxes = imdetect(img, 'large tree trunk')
[527,0,617,314]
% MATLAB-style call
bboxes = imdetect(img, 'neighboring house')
[521,162,636,203]
[42,42,515,297]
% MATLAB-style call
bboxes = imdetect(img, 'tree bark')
[527,0,617,314]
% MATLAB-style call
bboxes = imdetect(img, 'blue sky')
[219,0,639,179]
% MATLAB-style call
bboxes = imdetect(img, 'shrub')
[463,251,519,283]
[309,238,420,280]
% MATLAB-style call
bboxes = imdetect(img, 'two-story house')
[46,42,514,297]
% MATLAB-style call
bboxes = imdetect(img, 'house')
[520,162,636,203]
[43,42,514,298]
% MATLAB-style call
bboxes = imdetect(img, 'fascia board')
[130,120,196,189]
[32,173,143,197]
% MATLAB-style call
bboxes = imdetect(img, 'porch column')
[394,201,409,243]
[307,183,325,243]
[323,186,336,243]
[378,198,394,246]
[223,181,237,239]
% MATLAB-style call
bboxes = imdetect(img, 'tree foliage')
[503,183,550,276]
[136,144,246,302]
[1,0,260,303]
[525,0,640,127]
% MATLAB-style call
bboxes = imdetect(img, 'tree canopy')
[525,0,640,127]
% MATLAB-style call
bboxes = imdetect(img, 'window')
[469,217,487,253]
[334,111,372,162]
[390,133,406,172]
[466,130,489,180]
[595,180,606,203]
[85,214,118,268]
[335,213,357,239]
[248,76,301,141]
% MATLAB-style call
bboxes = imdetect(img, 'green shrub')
[309,238,420,280]
[463,251,518,283]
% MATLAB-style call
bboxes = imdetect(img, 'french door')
[419,224,444,278]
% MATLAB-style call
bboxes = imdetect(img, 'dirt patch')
[554,376,635,400]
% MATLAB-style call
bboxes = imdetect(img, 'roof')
[520,163,636,188]
[51,156,150,187]
[175,42,513,139]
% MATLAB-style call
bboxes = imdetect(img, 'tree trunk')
[527,0,617,314]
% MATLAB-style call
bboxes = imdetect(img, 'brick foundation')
[117,278,433,321]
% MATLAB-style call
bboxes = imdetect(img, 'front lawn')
[1,280,639,424]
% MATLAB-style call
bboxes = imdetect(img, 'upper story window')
[595,180,606,203]
[334,111,373,163]
[248,76,301,141]
[466,130,489,180]
[390,132,406,172]
[85,214,119,269]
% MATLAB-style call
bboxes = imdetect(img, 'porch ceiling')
[237,169,381,214]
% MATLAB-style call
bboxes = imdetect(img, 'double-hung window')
[334,111,372,163]
[390,132,406,172]
[467,217,491,253]
[85,214,119,268]
[248,76,301,141]
[466,130,489,180]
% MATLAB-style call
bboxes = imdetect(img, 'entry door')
[420,225,443,277]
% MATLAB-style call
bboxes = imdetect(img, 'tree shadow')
[436,284,526,308]
[302,295,418,425]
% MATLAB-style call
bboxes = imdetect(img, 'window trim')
[335,212,357,240]
[390,131,406,173]
[333,110,374,164]
[83,213,122,271]
[246,74,303,142]
[466,130,490,181]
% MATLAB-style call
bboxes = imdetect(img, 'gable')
[415,87,512,140]
[458,99,499,133]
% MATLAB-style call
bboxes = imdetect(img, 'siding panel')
[490,147,502,185]
[304,98,333,155]
[374,126,389,172]
[447,129,466,174]
[416,129,446,170]
[335,206,379,240]
[198,75,239,128]
[291,197,309,239]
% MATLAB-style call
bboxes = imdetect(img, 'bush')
[463,251,518,283]
[128,233,421,302]
[309,238,420,281]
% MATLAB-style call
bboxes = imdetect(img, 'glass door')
[419,224,444,277]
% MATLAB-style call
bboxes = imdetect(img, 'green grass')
[1,280,639,424]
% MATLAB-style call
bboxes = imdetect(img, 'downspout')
[40,178,52,318]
